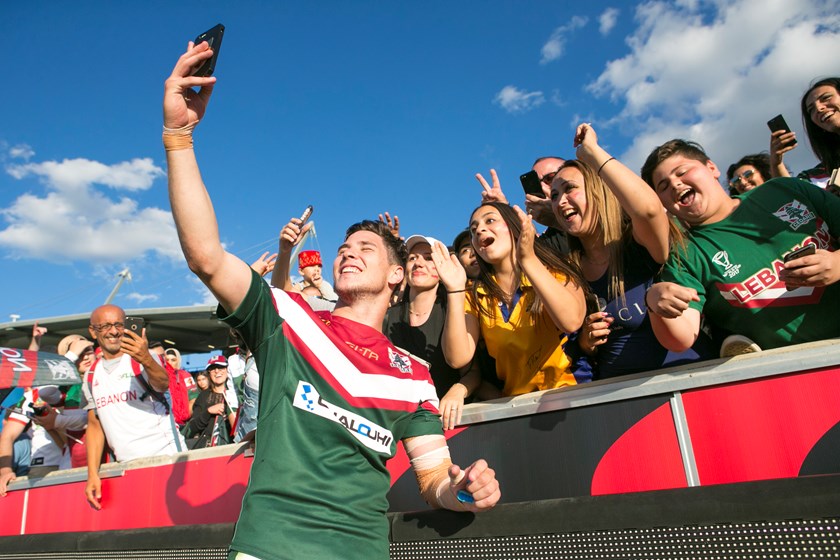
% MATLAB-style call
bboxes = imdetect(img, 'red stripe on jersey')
[282,323,436,413]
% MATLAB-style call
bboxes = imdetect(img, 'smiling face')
[550,166,594,238]
[806,84,840,134]
[406,242,439,291]
[207,365,228,389]
[730,164,764,193]
[333,230,403,301]
[469,205,513,266]
[88,304,126,359]
[652,154,732,226]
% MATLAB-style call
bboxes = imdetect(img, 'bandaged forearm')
[406,435,469,511]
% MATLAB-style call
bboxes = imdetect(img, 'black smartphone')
[299,205,313,225]
[124,316,145,335]
[520,170,546,198]
[767,114,797,146]
[191,24,225,77]
[783,242,816,264]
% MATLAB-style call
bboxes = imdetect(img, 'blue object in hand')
[456,490,474,504]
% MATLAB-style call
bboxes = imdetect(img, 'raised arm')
[270,217,312,291]
[515,206,586,332]
[575,123,671,263]
[164,41,252,314]
[432,242,480,369]
[121,328,169,392]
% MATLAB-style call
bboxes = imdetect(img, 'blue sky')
[1,0,838,323]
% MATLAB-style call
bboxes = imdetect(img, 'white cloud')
[9,144,34,160]
[541,16,588,64]
[495,85,546,113]
[7,157,163,192]
[588,0,840,174]
[0,154,181,263]
[599,8,620,35]
[125,292,160,304]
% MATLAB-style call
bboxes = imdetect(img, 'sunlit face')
[88,305,126,358]
[469,206,513,266]
[805,85,840,134]
[651,155,727,226]
[333,230,403,300]
[406,242,439,291]
[457,239,480,279]
[196,372,210,391]
[533,157,565,195]
[550,166,593,238]
[730,165,764,194]
[208,366,228,388]
[300,264,322,284]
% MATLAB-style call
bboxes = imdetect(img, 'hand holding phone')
[783,243,816,291]
[191,24,225,77]
[767,114,797,147]
[124,316,145,335]
[520,171,546,199]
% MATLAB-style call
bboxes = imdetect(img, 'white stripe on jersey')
[271,288,439,406]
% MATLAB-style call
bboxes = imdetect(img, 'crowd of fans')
[1,75,839,497]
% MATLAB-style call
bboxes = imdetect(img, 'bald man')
[81,304,185,510]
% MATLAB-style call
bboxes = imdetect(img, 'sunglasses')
[729,168,755,188]
[540,166,563,186]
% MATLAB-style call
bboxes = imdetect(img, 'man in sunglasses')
[81,304,185,510]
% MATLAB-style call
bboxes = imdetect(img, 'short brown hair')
[640,139,710,188]
[344,220,407,267]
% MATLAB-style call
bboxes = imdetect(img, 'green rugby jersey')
[220,270,442,560]
[661,177,840,348]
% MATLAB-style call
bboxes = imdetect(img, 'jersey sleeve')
[400,405,444,440]
[217,269,284,355]
[659,248,707,312]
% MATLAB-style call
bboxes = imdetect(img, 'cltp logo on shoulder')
[712,251,742,278]
[388,347,413,374]
[774,200,815,230]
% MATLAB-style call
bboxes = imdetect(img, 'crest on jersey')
[388,347,413,374]
[773,200,815,231]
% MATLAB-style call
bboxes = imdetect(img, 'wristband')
[162,121,199,152]
[64,351,79,363]
[447,289,466,294]
[597,157,616,177]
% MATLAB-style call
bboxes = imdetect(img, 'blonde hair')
[558,160,629,304]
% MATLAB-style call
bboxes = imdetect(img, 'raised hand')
[769,130,797,177]
[513,205,537,263]
[250,252,278,277]
[378,212,401,239]
[476,169,508,204]
[573,122,600,160]
[430,241,466,293]
[163,42,218,130]
[279,218,314,253]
